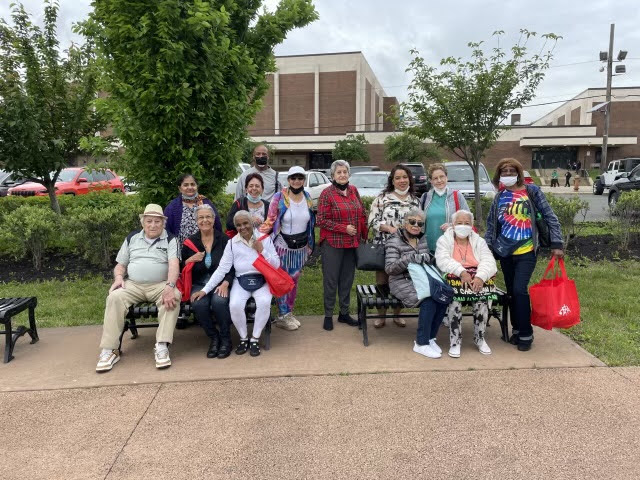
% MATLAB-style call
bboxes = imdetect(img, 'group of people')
[95,148,564,372]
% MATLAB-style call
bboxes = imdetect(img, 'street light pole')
[601,23,614,173]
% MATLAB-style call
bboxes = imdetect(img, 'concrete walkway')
[2,318,639,480]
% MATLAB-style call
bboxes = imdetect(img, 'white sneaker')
[448,344,461,358]
[289,314,301,327]
[413,341,441,359]
[96,349,120,372]
[154,343,171,368]
[477,339,492,355]
[429,339,442,354]
[276,313,298,331]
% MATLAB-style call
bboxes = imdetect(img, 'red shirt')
[317,184,368,249]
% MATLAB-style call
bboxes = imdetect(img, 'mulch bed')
[0,235,638,284]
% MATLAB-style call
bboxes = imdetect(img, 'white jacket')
[435,229,497,282]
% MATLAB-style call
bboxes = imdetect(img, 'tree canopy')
[400,30,560,224]
[0,0,103,214]
[332,134,370,163]
[82,0,318,204]
[384,132,440,165]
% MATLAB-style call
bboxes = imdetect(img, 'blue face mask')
[247,193,262,203]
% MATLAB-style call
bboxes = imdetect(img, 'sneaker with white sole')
[289,314,301,327]
[429,339,442,354]
[154,343,172,368]
[275,313,298,331]
[413,341,441,359]
[448,344,461,358]
[477,339,492,355]
[96,349,120,372]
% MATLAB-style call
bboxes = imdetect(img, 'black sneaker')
[517,343,532,352]
[217,341,232,359]
[323,316,334,331]
[338,313,359,327]
[235,340,249,355]
[206,337,219,358]
[508,334,519,345]
[249,341,261,357]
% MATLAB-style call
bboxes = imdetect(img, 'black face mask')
[254,156,268,166]
[289,185,304,195]
[332,180,349,191]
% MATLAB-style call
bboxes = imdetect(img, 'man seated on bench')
[96,204,181,372]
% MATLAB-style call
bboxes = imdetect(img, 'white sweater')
[202,230,280,294]
[435,229,497,282]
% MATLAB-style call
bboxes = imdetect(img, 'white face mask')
[454,225,473,238]
[394,187,409,196]
[433,187,447,196]
[500,176,518,187]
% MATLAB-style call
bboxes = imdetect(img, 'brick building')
[250,52,640,172]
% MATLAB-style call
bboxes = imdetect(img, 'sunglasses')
[289,175,305,181]
[407,219,424,227]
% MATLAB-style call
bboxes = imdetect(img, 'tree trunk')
[46,184,61,215]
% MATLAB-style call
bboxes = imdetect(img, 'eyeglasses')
[289,175,305,181]
[407,219,424,227]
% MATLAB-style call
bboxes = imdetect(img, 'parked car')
[224,162,252,195]
[523,170,535,185]
[349,166,380,174]
[593,157,640,195]
[608,164,640,209]
[119,176,138,194]
[401,163,429,195]
[8,167,124,196]
[350,171,390,198]
[305,170,331,209]
[438,161,496,200]
[0,170,27,197]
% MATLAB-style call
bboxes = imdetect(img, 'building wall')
[570,107,581,125]
[382,97,398,132]
[365,80,372,131]
[251,74,275,136]
[279,73,315,135]
[319,71,357,134]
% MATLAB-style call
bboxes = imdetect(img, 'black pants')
[499,252,537,346]
[191,283,231,342]
[321,242,356,317]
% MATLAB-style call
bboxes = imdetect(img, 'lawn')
[1,258,638,366]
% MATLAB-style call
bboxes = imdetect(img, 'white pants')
[229,278,272,339]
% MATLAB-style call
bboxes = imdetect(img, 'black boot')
[323,316,334,331]
[217,339,232,359]
[338,312,359,327]
[207,335,219,358]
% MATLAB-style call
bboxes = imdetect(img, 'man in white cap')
[96,204,181,372]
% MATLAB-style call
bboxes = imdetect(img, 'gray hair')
[195,204,215,217]
[403,208,426,222]
[233,209,252,225]
[451,209,474,224]
[330,159,350,179]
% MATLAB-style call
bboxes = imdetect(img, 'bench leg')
[359,301,369,347]
[264,318,271,351]
[28,305,39,343]
[3,318,13,363]
[500,302,510,342]
[118,320,129,354]
[130,319,139,339]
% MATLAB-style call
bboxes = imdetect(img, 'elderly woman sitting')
[385,208,448,359]
[191,210,280,357]
[435,209,497,358]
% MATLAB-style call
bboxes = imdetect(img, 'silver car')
[440,161,496,200]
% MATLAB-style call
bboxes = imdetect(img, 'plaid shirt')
[317,184,368,249]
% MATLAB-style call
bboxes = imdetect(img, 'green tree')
[0,1,103,214]
[332,134,370,163]
[400,30,560,224]
[82,0,317,204]
[384,132,440,164]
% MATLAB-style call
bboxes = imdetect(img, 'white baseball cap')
[287,166,306,177]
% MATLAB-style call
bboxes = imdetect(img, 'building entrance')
[532,147,578,170]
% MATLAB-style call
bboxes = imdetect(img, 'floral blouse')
[179,203,199,248]
[368,192,420,243]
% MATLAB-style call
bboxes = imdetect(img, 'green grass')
[1,257,638,366]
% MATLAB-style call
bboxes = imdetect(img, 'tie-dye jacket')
[259,188,316,252]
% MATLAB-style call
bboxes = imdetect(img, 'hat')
[139,204,167,219]
[287,166,306,178]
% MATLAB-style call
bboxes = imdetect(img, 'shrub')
[613,190,640,250]
[209,192,235,227]
[545,193,589,249]
[2,205,60,269]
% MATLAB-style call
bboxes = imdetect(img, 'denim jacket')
[485,184,563,256]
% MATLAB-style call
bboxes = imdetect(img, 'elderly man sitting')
[96,204,181,372]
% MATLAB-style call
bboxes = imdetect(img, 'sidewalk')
[539,185,592,194]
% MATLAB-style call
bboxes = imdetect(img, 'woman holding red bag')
[485,158,564,351]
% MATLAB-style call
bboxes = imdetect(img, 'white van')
[593,158,640,195]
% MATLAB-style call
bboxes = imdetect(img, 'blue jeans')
[191,283,231,342]
[416,298,448,346]
[499,251,537,346]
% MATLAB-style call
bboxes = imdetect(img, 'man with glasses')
[235,144,281,202]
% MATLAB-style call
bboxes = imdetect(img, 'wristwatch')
[166,281,176,288]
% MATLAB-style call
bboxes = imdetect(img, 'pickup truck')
[593,157,640,195]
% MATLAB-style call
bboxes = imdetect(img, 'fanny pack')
[237,273,266,292]
[280,231,308,249]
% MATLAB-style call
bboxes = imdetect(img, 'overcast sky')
[3,0,639,123]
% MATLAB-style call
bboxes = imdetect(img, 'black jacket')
[226,197,270,232]
[181,230,235,287]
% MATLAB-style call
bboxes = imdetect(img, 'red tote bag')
[177,239,199,302]
[530,257,580,330]
[252,234,295,297]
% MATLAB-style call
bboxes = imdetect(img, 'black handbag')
[237,273,266,292]
[280,231,308,249]
[356,241,385,271]
[535,212,551,248]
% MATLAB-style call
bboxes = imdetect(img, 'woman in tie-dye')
[485,158,564,351]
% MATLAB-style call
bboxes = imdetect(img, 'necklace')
[455,240,469,262]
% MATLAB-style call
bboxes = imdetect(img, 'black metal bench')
[356,285,510,347]
[117,297,272,353]
[1,297,39,363]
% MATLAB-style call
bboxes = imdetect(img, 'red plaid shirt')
[317,184,368,249]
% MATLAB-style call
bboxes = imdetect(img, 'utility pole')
[600,24,614,173]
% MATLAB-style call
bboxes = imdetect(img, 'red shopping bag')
[177,239,199,302]
[253,254,295,297]
[530,257,580,330]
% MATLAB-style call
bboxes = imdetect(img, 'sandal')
[235,339,249,355]
[373,318,386,328]
[249,341,261,357]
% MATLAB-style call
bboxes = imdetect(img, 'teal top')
[425,192,447,252]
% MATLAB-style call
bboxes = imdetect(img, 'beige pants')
[99,280,181,350]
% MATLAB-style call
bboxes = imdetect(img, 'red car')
[523,170,535,185]
[8,167,124,197]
